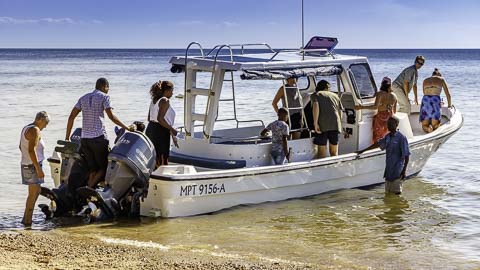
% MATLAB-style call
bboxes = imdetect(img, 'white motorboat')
[49,37,463,218]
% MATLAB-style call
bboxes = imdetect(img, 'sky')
[1,0,480,49]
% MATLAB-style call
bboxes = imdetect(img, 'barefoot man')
[20,111,50,226]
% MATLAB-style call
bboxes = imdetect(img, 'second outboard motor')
[40,128,89,217]
[78,130,156,219]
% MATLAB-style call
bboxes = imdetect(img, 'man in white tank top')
[19,111,50,226]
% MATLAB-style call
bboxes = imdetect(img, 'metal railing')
[183,41,327,141]
[206,43,275,57]
[183,42,205,136]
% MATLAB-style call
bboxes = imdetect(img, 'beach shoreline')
[0,230,321,270]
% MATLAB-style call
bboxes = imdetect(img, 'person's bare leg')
[431,119,441,131]
[88,171,96,186]
[160,154,168,166]
[88,169,106,188]
[22,184,41,226]
[421,120,433,133]
[329,144,339,156]
[291,132,301,140]
[318,145,327,158]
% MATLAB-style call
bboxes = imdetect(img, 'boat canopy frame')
[172,39,368,142]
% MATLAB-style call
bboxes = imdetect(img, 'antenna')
[301,0,305,60]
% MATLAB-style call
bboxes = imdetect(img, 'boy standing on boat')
[261,108,291,165]
[357,117,410,194]
[65,78,131,188]
[392,55,425,114]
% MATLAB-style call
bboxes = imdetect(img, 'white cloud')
[40,17,75,24]
[222,21,239,27]
[177,20,238,28]
[177,20,205,26]
[0,17,36,24]
[0,17,102,25]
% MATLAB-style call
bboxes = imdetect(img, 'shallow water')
[0,49,479,268]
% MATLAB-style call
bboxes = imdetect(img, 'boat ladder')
[183,43,274,140]
[184,43,232,140]
[282,80,310,137]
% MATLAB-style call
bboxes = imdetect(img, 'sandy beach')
[0,230,323,270]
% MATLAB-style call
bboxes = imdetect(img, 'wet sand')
[0,230,322,270]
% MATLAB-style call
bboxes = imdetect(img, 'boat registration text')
[180,183,226,196]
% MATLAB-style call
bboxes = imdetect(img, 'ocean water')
[0,48,479,269]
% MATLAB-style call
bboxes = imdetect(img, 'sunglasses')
[416,61,424,66]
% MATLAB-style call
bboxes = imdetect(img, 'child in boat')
[261,108,291,165]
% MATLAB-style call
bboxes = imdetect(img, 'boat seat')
[395,112,414,138]
[169,152,246,169]
[215,137,271,145]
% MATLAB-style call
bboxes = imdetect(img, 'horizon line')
[1,47,480,50]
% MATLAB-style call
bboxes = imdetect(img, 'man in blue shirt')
[65,78,131,188]
[357,117,410,194]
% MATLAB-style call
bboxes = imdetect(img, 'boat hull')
[141,122,459,218]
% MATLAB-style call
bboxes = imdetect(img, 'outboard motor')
[77,129,156,219]
[39,128,89,217]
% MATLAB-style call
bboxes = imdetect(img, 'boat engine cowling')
[105,131,156,200]
[40,128,89,217]
[79,130,156,218]
[57,128,83,186]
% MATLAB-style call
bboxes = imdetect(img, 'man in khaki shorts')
[357,117,410,194]
[392,55,425,114]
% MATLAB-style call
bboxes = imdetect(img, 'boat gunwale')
[150,110,464,181]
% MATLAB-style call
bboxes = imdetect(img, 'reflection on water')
[378,194,410,236]
[14,178,464,268]
[0,175,477,267]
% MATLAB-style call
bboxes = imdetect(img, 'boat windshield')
[315,75,345,95]
[349,63,377,98]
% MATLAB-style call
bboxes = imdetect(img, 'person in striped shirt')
[65,78,132,188]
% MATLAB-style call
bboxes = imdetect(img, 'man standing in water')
[20,111,50,226]
[392,55,425,114]
[357,117,410,194]
[65,78,131,188]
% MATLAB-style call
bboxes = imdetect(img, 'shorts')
[21,162,44,185]
[313,131,339,146]
[271,149,286,165]
[289,112,303,131]
[392,84,411,114]
[385,179,403,194]
[419,95,441,122]
[80,135,109,172]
